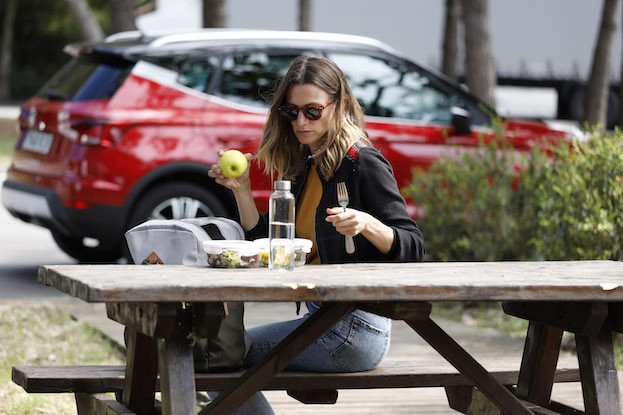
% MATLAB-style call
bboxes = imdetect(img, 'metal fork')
[337,182,355,254]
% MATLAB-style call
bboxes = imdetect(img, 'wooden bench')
[13,358,581,414]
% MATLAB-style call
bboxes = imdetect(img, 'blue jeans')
[225,302,391,414]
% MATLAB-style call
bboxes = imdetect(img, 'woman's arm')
[328,147,425,262]
[231,182,260,232]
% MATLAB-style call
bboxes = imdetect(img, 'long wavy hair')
[256,55,370,182]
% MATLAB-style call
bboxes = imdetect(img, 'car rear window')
[37,54,133,102]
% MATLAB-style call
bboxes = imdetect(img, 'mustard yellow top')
[296,162,322,264]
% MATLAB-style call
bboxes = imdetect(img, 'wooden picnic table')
[37,260,623,415]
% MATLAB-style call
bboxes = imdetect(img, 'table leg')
[515,321,563,405]
[158,313,198,415]
[576,321,622,415]
[199,302,355,415]
[505,301,622,413]
[123,329,158,415]
[406,317,533,415]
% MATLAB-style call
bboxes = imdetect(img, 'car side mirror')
[451,107,472,135]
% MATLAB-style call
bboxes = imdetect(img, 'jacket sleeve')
[244,212,269,240]
[357,148,425,262]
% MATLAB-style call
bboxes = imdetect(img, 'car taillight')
[69,122,125,147]
[71,200,91,210]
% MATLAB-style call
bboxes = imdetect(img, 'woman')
[208,55,424,412]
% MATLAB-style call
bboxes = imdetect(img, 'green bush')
[406,120,543,261]
[530,129,623,260]
[405,126,623,262]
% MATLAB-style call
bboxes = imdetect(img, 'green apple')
[218,150,248,179]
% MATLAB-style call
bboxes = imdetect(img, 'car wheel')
[51,231,123,264]
[129,182,228,224]
[124,182,229,262]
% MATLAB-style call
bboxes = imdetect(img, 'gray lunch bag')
[124,217,250,372]
[124,217,245,266]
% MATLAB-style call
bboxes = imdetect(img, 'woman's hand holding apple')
[209,149,260,232]
[208,150,253,191]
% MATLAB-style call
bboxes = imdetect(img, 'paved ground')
[61,298,594,414]
[0,105,18,119]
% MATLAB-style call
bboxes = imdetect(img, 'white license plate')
[22,130,54,155]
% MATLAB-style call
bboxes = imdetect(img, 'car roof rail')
[147,29,394,52]
[105,31,144,43]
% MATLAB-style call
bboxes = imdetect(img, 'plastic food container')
[202,240,260,268]
[254,238,313,267]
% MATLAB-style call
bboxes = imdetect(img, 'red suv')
[1,30,579,262]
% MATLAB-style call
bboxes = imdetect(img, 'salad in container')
[254,238,313,267]
[202,240,260,268]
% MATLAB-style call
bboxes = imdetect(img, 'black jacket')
[246,144,425,264]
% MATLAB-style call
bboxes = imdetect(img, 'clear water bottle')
[268,180,295,271]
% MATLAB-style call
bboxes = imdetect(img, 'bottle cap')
[274,180,291,191]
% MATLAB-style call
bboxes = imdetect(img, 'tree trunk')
[0,0,17,100]
[110,0,137,34]
[298,0,312,31]
[585,0,621,128]
[461,0,497,109]
[202,0,226,28]
[441,0,460,81]
[64,0,104,41]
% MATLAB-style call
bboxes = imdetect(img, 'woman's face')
[284,84,335,153]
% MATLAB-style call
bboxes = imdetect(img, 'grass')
[0,118,17,159]
[0,138,16,159]
[433,301,529,335]
[0,303,125,415]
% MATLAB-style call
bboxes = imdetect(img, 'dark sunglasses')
[277,100,334,121]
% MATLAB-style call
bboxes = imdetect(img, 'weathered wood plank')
[575,322,622,415]
[13,365,126,393]
[610,303,623,334]
[12,359,581,394]
[515,321,563,405]
[503,302,609,336]
[445,385,473,413]
[122,330,158,414]
[466,389,565,415]
[358,301,431,320]
[75,393,136,415]
[37,261,623,303]
[548,400,586,415]
[106,303,179,338]
[157,321,197,415]
[287,389,338,404]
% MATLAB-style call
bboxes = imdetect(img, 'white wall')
[136,0,202,32]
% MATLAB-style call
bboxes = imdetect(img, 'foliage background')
[405,126,623,262]
[530,133,623,260]
[1,0,109,100]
